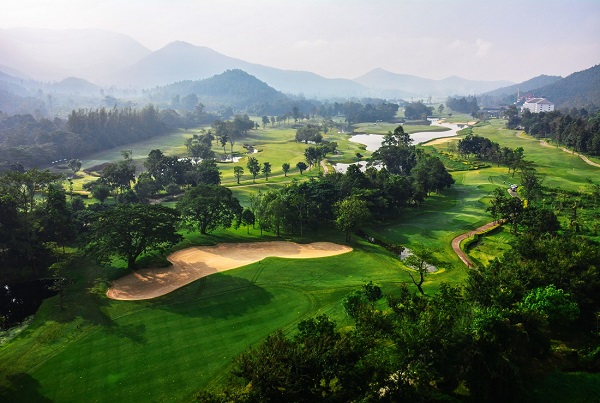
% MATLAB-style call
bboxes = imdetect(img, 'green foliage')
[177,184,242,235]
[446,96,479,115]
[362,281,382,305]
[208,281,556,401]
[403,101,433,120]
[82,203,181,270]
[519,285,579,326]
[340,100,399,125]
[296,161,307,174]
[342,290,369,320]
[246,156,260,182]
[334,196,371,242]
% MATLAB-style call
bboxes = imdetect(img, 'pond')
[0,279,58,330]
[335,119,466,173]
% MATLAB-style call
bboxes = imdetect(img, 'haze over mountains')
[1,27,599,113]
[1,28,512,98]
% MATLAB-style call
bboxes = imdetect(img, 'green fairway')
[3,117,599,401]
[0,237,411,401]
[466,120,600,191]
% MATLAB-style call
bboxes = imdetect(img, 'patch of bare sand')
[426,137,455,146]
[106,241,352,301]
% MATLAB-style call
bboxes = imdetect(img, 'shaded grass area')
[463,224,514,267]
[0,235,412,401]
[533,371,600,403]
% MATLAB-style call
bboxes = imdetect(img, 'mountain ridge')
[0,28,514,98]
[354,68,513,97]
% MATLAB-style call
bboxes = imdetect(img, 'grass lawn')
[3,118,598,401]
[0,229,414,402]
[467,120,600,192]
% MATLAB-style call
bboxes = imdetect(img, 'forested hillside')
[0,105,168,168]
[529,64,600,111]
[148,69,291,115]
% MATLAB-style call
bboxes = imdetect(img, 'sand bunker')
[106,241,352,301]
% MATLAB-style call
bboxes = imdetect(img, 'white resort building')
[521,98,555,113]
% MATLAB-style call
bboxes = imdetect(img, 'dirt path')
[106,241,352,301]
[451,221,501,268]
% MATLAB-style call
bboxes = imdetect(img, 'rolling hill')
[482,74,562,98]
[0,28,511,99]
[150,69,290,114]
[114,41,366,98]
[0,28,598,110]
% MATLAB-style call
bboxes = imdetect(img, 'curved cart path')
[539,140,600,168]
[451,221,502,268]
[516,131,600,168]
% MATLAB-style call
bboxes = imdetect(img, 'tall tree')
[334,196,371,242]
[296,161,308,175]
[262,162,272,181]
[402,247,438,295]
[82,204,181,270]
[41,184,74,249]
[281,162,290,177]
[247,157,260,183]
[233,166,244,184]
[177,184,242,235]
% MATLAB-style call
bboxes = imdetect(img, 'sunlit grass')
[5,118,599,400]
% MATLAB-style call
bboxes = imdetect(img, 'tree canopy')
[82,203,181,270]
[177,184,242,234]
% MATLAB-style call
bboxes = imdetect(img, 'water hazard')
[335,119,466,173]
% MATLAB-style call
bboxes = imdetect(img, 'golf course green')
[1,115,598,402]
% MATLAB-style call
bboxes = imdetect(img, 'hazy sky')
[2,0,600,82]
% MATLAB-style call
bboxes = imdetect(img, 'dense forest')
[0,97,404,169]
[0,105,170,169]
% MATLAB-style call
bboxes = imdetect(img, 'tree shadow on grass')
[63,290,148,344]
[154,273,274,319]
[0,373,52,403]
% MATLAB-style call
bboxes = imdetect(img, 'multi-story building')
[521,98,555,113]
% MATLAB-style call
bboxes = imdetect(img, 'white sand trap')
[106,241,352,301]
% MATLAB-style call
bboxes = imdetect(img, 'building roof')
[524,97,553,105]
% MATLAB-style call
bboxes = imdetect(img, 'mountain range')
[0,28,598,112]
[1,28,512,98]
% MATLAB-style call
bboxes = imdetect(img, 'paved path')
[451,221,502,268]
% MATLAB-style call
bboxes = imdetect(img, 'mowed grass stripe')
[28,249,407,401]
[32,284,314,402]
